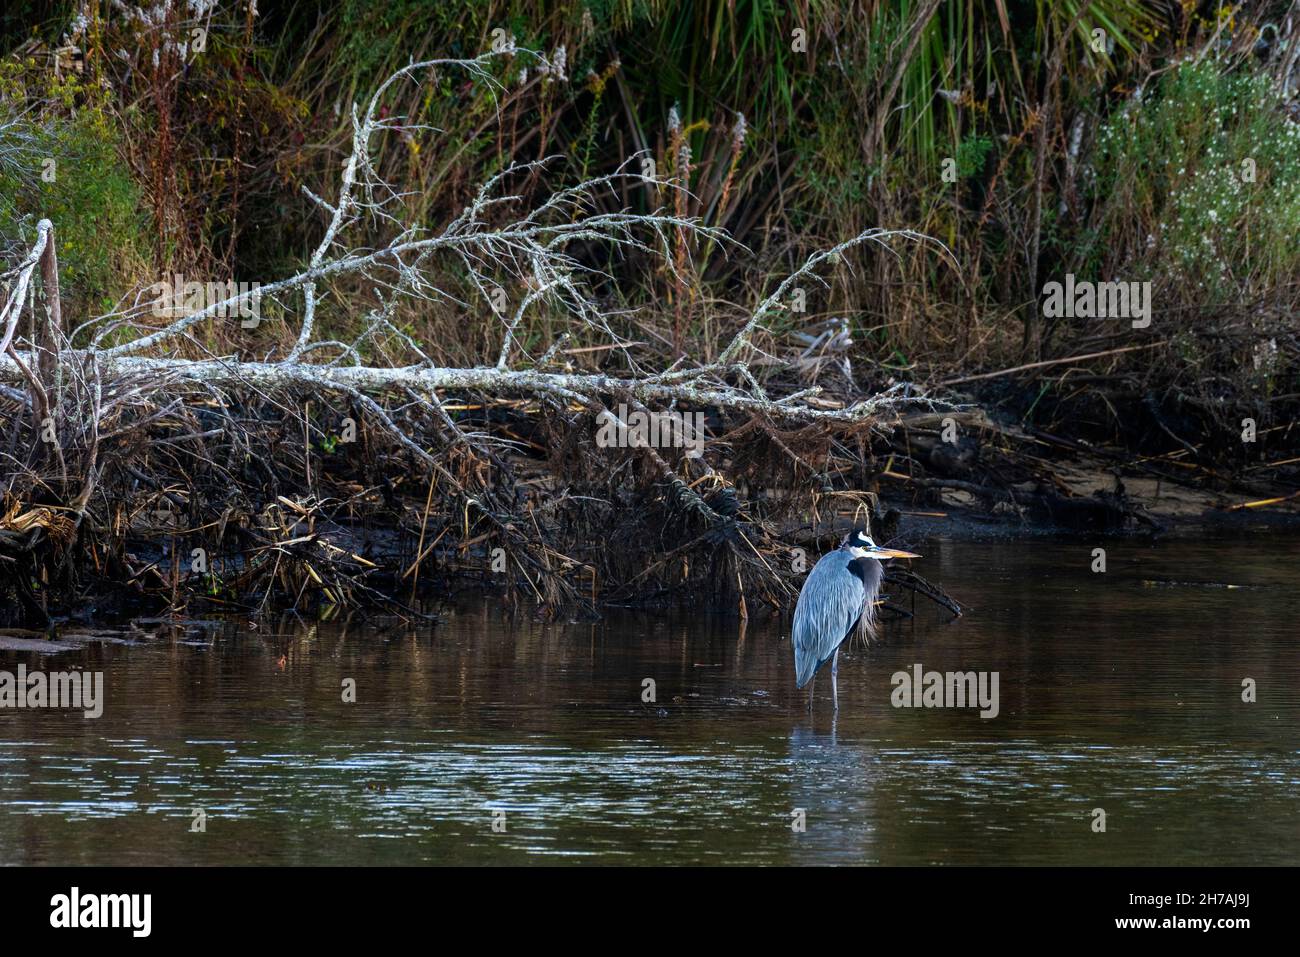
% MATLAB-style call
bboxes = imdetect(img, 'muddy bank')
[871,405,1300,541]
[887,480,1300,544]
[1,376,1294,629]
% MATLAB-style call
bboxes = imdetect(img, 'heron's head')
[840,526,921,561]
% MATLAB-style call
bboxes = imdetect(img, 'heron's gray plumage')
[792,548,881,688]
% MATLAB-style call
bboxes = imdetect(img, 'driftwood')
[0,52,956,623]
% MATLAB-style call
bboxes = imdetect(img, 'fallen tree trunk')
[0,53,958,623]
[0,353,929,426]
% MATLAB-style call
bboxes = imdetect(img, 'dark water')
[2,536,1298,865]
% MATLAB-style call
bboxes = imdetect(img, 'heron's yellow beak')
[869,547,922,559]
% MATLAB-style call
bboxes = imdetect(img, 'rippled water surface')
[2,536,1298,865]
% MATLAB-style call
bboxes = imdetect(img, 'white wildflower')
[732,112,748,150]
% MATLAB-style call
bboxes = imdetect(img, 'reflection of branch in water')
[882,568,964,619]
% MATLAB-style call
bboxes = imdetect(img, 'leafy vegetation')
[0,62,150,314]
[0,0,1296,441]
[1093,60,1300,301]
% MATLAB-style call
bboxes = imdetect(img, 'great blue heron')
[792,527,920,710]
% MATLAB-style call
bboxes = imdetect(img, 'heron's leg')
[831,648,840,712]
[807,676,815,711]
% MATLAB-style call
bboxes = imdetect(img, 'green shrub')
[0,66,151,317]
[1093,60,1300,302]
